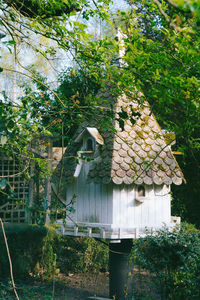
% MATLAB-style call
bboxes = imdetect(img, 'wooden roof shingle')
[62,94,185,186]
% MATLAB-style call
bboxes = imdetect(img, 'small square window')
[138,185,145,197]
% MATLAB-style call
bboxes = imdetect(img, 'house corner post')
[109,239,134,300]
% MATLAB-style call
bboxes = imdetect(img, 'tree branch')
[0,218,20,300]
[2,67,66,108]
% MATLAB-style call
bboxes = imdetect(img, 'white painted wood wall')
[63,161,173,239]
[67,161,113,225]
[112,183,171,229]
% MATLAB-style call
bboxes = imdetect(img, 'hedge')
[0,224,109,280]
[0,224,56,279]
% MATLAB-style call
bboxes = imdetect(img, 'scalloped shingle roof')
[61,94,184,186]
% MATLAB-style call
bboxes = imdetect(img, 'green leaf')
[7,40,16,45]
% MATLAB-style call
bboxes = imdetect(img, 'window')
[135,185,146,204]
[86,138,95,151]
[138,185,145,197]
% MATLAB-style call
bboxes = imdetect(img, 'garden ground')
[0,272,109,300]
[1,269,161,300]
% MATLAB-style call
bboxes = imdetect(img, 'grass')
[0,279,54,299]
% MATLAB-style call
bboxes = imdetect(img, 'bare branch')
[0,218,20,300]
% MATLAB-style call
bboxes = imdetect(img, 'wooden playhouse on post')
[54,92,184,299]
[56,93,184,239]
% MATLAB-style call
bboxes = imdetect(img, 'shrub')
[0,224,57,280]
[131,225,200,300]
[0,224,109,281]
[54,235,109,273]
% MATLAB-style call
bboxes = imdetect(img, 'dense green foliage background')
[0,224,199,299]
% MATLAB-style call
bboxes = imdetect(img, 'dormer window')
[74,127,103,152]
[74,129,103,178]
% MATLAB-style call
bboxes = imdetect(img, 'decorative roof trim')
[74,127,104,145]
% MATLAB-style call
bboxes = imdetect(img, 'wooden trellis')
[0,156,29,223]
[0,136,64,224]
[0,201,26,223]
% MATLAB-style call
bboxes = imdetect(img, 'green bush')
[54,235,109,273]
[0,224,56,280]
[131,225,200,300]
[0,224,109,281]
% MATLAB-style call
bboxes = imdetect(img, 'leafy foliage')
[4,0,80,19]
[55,235,109,273]
[118,0,200,227]
[0,224,57,279]
[0,279,54,300]
[131,225,200,299]
[0,224,108,280]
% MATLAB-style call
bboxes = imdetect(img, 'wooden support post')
[45,137,53,224]
[109,239,134,300]
[74,226,78,236]
[28,161,34,224]
[100,228,105,239]
[87,227,92,237]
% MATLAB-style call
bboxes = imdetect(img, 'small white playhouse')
[56,93,184,239]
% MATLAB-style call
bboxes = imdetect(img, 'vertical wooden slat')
[100,228,105,238]
[87,227,92,237]
[74,226,78,236]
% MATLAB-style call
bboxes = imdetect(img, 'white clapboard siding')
[111,183,171,228]
[154,184,171,226]
[126,184,135,227]
[65,163,172,238]
[66,162,113,224]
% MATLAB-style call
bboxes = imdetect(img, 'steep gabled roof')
[61,94,184,186]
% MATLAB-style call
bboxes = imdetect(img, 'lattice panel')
[0,157,29,223]
[0,202,26,223]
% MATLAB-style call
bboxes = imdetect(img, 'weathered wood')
[28,161,34,223]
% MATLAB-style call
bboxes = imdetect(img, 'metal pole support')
[109,239,134,300]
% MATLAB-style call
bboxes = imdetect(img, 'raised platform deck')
[56,218,180,239]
